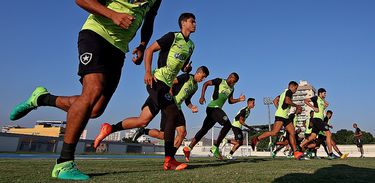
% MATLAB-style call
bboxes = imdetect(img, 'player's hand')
[313,107,319,113]
[296,105,302,112]
[132,45,145,65]
[111,12,134,29]
[183,61,192,73]
[324,101,329,108]
[199,97,206,105]
[191,105,198,113]
[239,94,246,102]
[144,72,156,87]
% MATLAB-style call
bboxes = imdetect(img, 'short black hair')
[326,110,333,114]
[230,72,239,81]
[247,98,255,103]
[197,66,209,76]
[288,81,298,86]
[318,88,326,95]
[178,13,195,28]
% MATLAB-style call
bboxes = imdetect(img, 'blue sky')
[1,0,374,139]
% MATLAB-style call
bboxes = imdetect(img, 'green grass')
[1,157,374,183]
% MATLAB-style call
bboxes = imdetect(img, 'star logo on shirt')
[80,52,92,65]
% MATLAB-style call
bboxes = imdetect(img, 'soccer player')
[224,98,255,160]
[183,73,246,161]
[271,107,301,158]
[251,81,303,159]
[353,123,364,158]
[131,66,209,151]
[299,88,336,159]
[93,13,197,170]
[9,0,161,180]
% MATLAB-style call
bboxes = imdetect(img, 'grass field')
[1,157,374,183]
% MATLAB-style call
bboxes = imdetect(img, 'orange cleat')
[183,146,191,162]
[164,156,188,171]
[294,151,303,160]
[93,123,112,149]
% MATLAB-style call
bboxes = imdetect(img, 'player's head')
[326,110,333,119]
[179,13,196,33]
[318,88,327,98]
[353,123,358,128]
[227,72,239,87]
[288,81,299,93]
[247,98,255,109]
[194,66,209,83]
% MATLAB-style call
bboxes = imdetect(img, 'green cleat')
[9,86,49,120]
[272,152,276,158]
[52,161,89,181]
[210,146,223,160]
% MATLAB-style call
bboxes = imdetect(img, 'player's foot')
[340,153,349,159]
[294,151,303,160]
[272,152,276,158]
[183,146,191,162]
[93,123,112,148]
[132,127,145,142]
[226,154,235,160]
[251,137,258,151]
[210,146,223,160]
[9,86,49,121]
[51,160,89,180]
[163,156,188,170]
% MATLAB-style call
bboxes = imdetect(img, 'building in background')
[292,80,316,127]
[5,120,87,139]
[103,131,122,142]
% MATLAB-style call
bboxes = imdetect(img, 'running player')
[353,123,364,158]
[224,98,255,160]
[131,66,209,151]
[183,73,246,161]
[93,13,197,170]
[251,81,303,159]
[299,88,336,159]
[9,0,161,180]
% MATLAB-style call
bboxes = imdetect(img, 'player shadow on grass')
[272,164,375,183]
[187,158,269,169]
[88,169,160,177]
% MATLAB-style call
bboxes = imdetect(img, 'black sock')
[37,94,57,107]
[144,128,150,135]
[329,152,333,156]
[338,151,343,156]
[172,147,178,156]
[111,122,124,133]
[165,141,174,158]
[57,142,77,164]
[230,150,234,155]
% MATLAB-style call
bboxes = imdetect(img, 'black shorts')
[312,118,329,134]
[315,135,326,147]
[356,139,363,147]
[232,127,244,141]
[160,109,186,132]
[142,96,160,117]
[78,30,125,77]
[141,79,175,117]
[275,116,291,127]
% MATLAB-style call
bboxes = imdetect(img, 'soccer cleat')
[183,146,191,162]
[226,154,235,160]
[293,151,303,160]
[9,86,49,121]
[132,127,145,142]
[210,146,223,160]
[272,152,276,158]
[93,123,112,149]
[163,156,188,170]
[340,153,349,159]
[51,160,89,180]
[251,137,258,151]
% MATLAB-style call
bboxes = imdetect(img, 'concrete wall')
[0,133,163,154]
[0,136,19,152]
